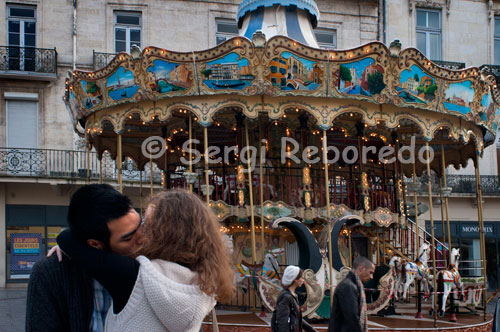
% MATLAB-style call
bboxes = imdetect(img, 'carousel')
[64,0,499,330]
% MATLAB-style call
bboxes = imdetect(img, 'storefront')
[6,205,68,282]
[426,220,499,290]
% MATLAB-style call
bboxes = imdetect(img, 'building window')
[314,29,336,49]
[495,17,500,65]
[5,93,38,149]
[216,19,238,45]
[7,5,36,71]
[114,11,141,53]
[416,9,441,60]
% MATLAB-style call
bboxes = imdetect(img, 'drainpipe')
[73,0,77,70]
[383,0,386,44]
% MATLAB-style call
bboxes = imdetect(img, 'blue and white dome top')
[237,0,319,28]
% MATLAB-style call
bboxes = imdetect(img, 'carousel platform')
[202,305,493,331]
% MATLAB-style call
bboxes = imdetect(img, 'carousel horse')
[388,255,405,301]
[401,243,431,301]
[431,248,463,318]
[234,248,284,293]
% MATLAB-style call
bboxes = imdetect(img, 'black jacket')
[25,255,94,332]
[274,289,316,332]
[328,271,364,332]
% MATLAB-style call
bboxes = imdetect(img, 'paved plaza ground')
[1,286,498,332]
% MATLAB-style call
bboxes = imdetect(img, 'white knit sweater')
[104,255,216,332]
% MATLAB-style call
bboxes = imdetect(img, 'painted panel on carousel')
[267,52,322,91]
[68,91,79,111]
[398,65,437,104]
[481,91,500,132]
[80,80,102,109]
[202,52,254,90]
[337,58,385,96]
[106,67,139,101]
[146,59,192,94]
[443,80,475,115]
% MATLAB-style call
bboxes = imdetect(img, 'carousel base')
[202,304,492,332]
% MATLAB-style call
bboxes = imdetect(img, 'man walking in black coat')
[328,256,375,332]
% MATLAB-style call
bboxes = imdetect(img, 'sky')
[147,59,178,79]
[207,52,248,69]
[399,65,434,85]
[340,57,374,78]
[482,91,492,107]
[106,67,135,87]
[444,81,474,102]
[279,52,317,71]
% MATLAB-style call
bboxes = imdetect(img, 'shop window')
[416,9,441,60]
[495,17,500,65]
[216,19,238,45]
[314,28,336,49]
[7,4,36,71]
[114,11,141,53]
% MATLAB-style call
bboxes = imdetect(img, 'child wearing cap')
[271,266,317,332]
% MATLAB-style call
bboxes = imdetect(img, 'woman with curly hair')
[57,189,234,332]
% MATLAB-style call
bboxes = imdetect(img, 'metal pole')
[474,152,487,321]
[117,134,123,193]
[203,127,210,205]
[425,142,437,327]
[439,177,447,266]
[322,130,334,308]
[245,122,257,266]
[150,153,153,196]
[140,170,143,216]
[99,154,103,184]
[259,123,265,262]
[189,114,193,193]
[441,144,452,265]
[413,160,419,257]
[86,143,90,183]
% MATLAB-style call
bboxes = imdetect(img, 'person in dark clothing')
[272,266,317,332]
[328,256,375,332]
[25,184,144,332]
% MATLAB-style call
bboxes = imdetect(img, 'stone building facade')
[0,0,499,288]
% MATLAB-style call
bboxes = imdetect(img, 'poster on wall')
[10,233,42,279]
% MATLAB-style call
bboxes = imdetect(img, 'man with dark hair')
[328,256,375,332]
[26,184,144,332]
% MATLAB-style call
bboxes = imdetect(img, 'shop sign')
[10,233,42,279]
[460,224,495,238]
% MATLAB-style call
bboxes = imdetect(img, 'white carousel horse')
[400,243,431,301]
[431,248,463,318]
[234,248,284,293]
[388,255,405,301]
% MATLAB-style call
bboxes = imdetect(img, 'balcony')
[93,51,116,70]
[479,64,500,84]
[0,46,57,80]
[0,147,162,184]
[406,174,500,196]
[432,60,466,70]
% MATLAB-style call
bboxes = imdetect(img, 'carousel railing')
[0,46,57,73]
[0,147,163,183]
[175,165,398,212]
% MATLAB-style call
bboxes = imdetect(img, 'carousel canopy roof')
[63,33,500,176]
[237,0,319,28]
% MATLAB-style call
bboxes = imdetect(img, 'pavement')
[0,286,498,332]
[0,286,27,332]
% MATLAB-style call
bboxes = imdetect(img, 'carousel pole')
[441,144,452,266]
[203,126,210,205]
[474,152,487,321]
[86,143,91,184]
[99,154,103,184]
[139,170,143,216]
[439,177,447,266]
[244,121,257,266]
[348,228,353,266]
[117,134,123,193]
[425,142,437,327]
[188,114,193,193]
[322,129,334,308]
[259,123,265,262]
[413,161,419,258]
[149,153,153,196]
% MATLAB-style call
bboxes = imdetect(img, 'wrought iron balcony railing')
[479,64,500,83]
[432,60,466,70]
[405,174,500,195]
[0,46,57,74]
[0,147,162,183]
[93,51,116,70]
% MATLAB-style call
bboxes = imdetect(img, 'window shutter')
[6,100,38,148]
